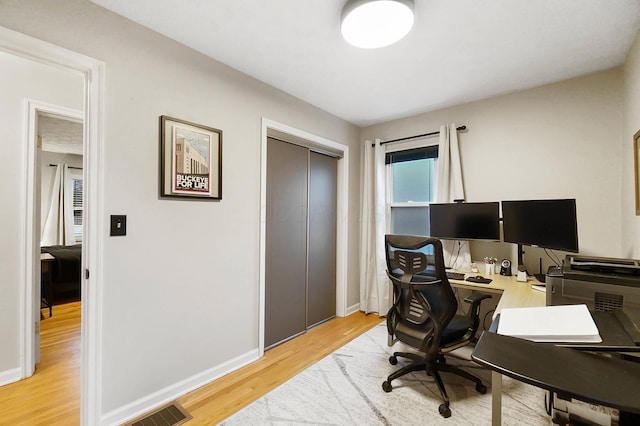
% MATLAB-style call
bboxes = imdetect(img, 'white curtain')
[436,124,471,269]
[359,139,389,315]
[42,164,76,246]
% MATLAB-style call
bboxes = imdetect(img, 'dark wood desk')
[41,253,55,317]
[472,313,640,425]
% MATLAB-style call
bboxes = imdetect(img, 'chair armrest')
[463,292,492,305]
[463,292,492,336]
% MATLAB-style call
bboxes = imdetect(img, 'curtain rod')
[373,125,467,147]
[49,164,82,170]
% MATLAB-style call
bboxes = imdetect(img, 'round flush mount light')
[341,0,415,49]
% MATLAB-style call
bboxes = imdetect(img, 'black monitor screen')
[501,199,578,252]
[429,202,500,241]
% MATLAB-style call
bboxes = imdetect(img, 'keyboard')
[446,271,466,280]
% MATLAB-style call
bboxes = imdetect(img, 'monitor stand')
[516,244,529,277]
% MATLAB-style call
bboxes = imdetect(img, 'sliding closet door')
[307,152,337,327]
[265,139,308,348]
[265,138,338,348]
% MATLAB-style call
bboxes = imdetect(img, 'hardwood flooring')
[178,312,383,425]
[0,303,382,425]
[0,302,81,426]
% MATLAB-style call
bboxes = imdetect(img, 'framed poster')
[160,115,222,200]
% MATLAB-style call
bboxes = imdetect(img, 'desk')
[473,332,640,423]
[448,273,546,315]
[449,274,547,425]
[473,311,640,425]
[41,253,55,317]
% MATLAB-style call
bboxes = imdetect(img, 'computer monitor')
[501,198,579,257]
[429,202,500,241]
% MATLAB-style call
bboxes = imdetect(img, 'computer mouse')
[476,275,484,280]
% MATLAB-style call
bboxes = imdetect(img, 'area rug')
[219,322,551,425]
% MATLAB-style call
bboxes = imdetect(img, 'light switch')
[110,215,127,236]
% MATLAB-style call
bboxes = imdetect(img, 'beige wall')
[0,0,360,420]
[362,69,624,274]
[622,30,640,258]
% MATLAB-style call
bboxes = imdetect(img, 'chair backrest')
[385,234,458,353]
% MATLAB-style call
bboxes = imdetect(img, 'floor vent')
[125,401,192,426]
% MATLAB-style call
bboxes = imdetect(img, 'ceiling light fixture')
[341,0,415,49]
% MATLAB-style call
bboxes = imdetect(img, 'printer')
[546,254,640,325]
[546,255,640,426]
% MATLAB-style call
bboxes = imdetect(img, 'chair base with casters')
[382,349,488,418]
[381,234,491,419]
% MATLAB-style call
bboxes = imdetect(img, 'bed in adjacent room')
[40,244,82,307]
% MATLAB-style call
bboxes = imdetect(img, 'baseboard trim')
[100,348,260,426]
[0,367,22,387]
[346,303,361,316]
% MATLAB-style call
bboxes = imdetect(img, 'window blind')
[385,145,438,165]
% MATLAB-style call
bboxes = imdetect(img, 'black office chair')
[382,234,491,418]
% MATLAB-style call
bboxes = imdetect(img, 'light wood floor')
[0,302,82,426]
[0,302,382,425]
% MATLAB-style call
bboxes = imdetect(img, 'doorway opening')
[0,25,105,424]
[37,110,84,345]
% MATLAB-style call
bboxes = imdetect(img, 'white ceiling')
[90,0,640,127]
[39,115,83,155]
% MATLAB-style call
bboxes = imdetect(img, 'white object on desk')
[497,304,602,343]
[485,263,495,275]
[531,284,546,292]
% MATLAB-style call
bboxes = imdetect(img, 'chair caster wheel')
[438,404,451,418]
[476,383,488,394]
[382,381,392,393]
[388,355,397,365]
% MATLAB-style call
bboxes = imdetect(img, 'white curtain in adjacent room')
[436,124,471,269]
[359,139,389,315]
[42,163,76,246]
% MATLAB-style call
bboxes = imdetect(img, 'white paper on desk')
[497,304,602,343]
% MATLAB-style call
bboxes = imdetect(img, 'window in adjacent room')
[386,145,438,236]
[70,169,83,242]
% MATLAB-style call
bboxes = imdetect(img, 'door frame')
[0,26,105,425]
[259,118,349,356]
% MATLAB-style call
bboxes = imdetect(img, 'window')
[70,170,83,242]
[386,145,438,236]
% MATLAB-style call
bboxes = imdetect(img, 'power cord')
[482,309,495,331]
[448,240,466,269]
[544,248,562,268]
